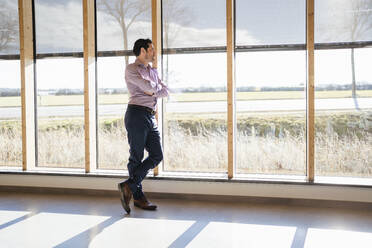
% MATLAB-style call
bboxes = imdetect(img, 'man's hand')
[144,91,154,96]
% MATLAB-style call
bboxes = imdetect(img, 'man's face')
[143,43,155,63]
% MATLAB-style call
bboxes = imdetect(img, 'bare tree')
[0,3,18,53]
[97,0,151,66]
[97,0,194,84]
[321,0,372,98]
[162,0,194,84]
[347,0,372,97]
[162,0,193,49]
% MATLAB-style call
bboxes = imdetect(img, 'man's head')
[133,38,154,64]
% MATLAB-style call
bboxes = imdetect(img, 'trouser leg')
[130,115,163,198]
[134,122,163,186]
[124,109,148,200]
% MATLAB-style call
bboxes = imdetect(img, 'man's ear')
[140,47,146,55]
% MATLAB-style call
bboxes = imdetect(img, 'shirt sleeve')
[125,66,157,94]
[154,78,169,98]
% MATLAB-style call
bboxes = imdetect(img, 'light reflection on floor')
[89,218,195,248]
[187,222,297,248]
[1,195,372,248]
[0,210,30,226]
[0,212,109,247]
[304,228,372,248]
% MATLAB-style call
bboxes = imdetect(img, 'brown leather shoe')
[134,195,157,210]
[118,182,132,214]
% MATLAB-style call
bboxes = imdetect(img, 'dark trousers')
[123,105,163,200]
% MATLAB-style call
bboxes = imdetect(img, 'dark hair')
[133,38,152,56]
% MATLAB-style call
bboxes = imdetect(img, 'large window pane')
[35,0,83,53]
[96,0,151,170]
[236,0,305,45]
[235,51,306,175]
[162,0,227,173]
[235,0,306,176]
[0,60,21,167]
[0,1,19,55]
[315,0,372,43]
[0,1,21,167]
[35,0,84,168]
[315,0,372,178]
[163,0,226,48]
[35,58,84,168]
[314,49,372,177]
[96,56,134,170]
[163,53,227,173]
[96,0,151,52]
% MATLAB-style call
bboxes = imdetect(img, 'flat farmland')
[1,90,372,107]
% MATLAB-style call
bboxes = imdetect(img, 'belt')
[128,104,156,115]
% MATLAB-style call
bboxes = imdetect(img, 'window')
[3,0,372,184]
[314,0,372,178]
[235,0,306,175]
[96,0,151,170]
[0,1,21,167]
[35,0,84,168]
[162,0,227,173]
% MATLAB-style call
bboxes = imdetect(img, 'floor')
[1,191,372,248]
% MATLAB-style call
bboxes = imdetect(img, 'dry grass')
[163,124,228,172]
[236,131,306,175]
[0,125,22,166]
[315,132,372,176]
[1,118,371,177]
[163,126,306,174]
[37,128,85,168]
[97,123,129,170]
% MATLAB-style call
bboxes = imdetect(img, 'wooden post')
[19,0,36,170]
[152,0,162,176]
[306,0,315,182]
[227,0,236,179]
[83,0,97,173]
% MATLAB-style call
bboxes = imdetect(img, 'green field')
[1,90,372,107]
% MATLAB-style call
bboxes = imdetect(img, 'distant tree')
[162,0,194,84]
[0,2,18,52]
[97,0,194,86]
[162,0,193,49]
[0,88,20,97]
[347,0,372,97]
[320,0,372,97]
[97,0,151,66]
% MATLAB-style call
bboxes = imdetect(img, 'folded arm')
[154,79,169,98]
[125,67,157,94]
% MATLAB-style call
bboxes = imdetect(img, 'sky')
[1,48,371,90]
[0,0,371,89]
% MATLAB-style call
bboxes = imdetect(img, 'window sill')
[1,167,372,188]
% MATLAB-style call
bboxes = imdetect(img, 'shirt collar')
[135,58,151,69]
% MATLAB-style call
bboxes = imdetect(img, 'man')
[118,38,169,214]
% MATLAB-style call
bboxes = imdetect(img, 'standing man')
[118,38,169,214]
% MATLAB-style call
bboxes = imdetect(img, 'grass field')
[1,111,371,176]
[1,90,372,107]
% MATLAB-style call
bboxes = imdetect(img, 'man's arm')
[154,79,169,98]
[125,66,157,94]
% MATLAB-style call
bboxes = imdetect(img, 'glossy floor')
[0,191,372,247]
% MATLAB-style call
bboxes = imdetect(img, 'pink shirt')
[125,58,169,110]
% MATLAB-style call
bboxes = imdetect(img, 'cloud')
[35,2,260,52]
[36,1,83,52]
[164,22,260,47]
